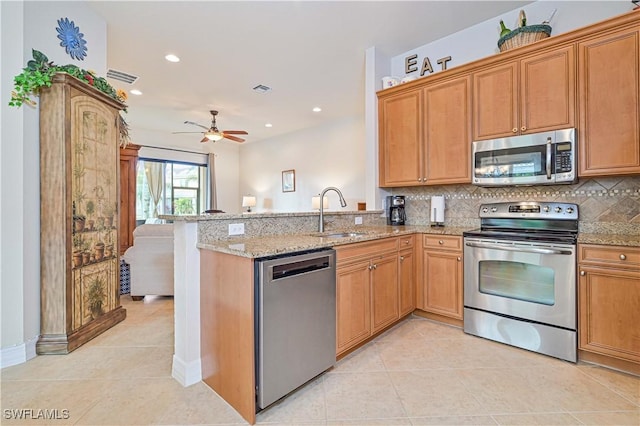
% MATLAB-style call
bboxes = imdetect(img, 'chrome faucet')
[318,186,347,232]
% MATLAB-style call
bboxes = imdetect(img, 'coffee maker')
[386,195,406,225]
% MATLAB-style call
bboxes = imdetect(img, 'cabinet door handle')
[512,128,518,133]
[438,240,444,245]
[620,254,627,260]
[417,177,422,182]
[580,271,586,276]
[403,240,410,245]
[457,257,461,261]
[368,265,373,271]
[521,126,527,132]
[400,256,405,261]
[372,264,377,269]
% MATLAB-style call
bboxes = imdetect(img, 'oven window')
[478,260,555,305]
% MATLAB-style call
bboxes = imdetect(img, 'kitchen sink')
[320,232,368,239]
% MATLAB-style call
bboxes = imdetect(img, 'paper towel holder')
[430,195,445,227]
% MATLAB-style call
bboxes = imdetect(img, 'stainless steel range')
[463,201,579,362]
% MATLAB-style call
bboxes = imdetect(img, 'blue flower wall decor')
[56,17,87,61]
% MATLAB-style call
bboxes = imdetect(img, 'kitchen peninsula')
[166,210,468,424]
[165,207,638,425]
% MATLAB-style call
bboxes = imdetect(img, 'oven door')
[464,237,576,330]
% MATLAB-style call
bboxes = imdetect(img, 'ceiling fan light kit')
[173,110,248,143]
[204,132,224,142]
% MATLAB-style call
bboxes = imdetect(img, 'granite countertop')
[197,225,473,258]
[578,233,640,248]
[161,210,385,222]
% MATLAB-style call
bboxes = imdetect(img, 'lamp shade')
[312,196,329,209]
[242,195,257,208]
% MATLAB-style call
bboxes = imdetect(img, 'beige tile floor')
[2,295,638,425]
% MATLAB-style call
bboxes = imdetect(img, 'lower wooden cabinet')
[335,236,415,356]
[336,258,372,353]
[417,235,463,321]
[399,237,416,317]
[370,253,400,334]
[578,244,640,372]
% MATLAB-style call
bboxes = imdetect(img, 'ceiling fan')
[173,110,248,143]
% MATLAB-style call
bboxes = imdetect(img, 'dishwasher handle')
[271,255,331,280]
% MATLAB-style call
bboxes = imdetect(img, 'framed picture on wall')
[282,169,295,192]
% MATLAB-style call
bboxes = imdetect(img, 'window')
[136,159,207,221]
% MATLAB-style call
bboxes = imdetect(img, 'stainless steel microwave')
[472,128,577,187]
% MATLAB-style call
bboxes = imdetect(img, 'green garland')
[10,49,131,145]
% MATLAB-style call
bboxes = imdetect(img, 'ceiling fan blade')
[223,134,245,143]
[200,136,209,143]
[172,131,204,134]
[184,120,210,131]
[222,130,248,135]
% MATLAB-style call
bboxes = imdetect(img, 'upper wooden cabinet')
[378,10,640,187]
[578,26,640,176]
[378,90,423,186]
[379,75,471,187]
[472,45,576,141]
[424,76,472,184]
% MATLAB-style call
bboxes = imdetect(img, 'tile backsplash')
[392,176,640,235]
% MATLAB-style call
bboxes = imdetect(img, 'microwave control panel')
[554,142,573,173]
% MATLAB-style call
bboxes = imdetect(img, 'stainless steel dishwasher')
[255,248,336,410]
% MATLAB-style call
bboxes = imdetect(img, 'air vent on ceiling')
[106,68,139,84]
[253,84,271,94]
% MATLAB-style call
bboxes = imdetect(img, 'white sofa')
[123,224,174,300]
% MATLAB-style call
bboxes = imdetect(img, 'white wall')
[239,116,366,212]
[1,0,107,367]
[390,1,633,79]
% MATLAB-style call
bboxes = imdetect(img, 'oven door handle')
[465,241,573,255]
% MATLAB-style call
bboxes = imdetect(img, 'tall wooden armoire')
[37,73,127,354]
[119,144,140,255]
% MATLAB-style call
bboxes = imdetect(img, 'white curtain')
[207,153,218,210]
[145,162,164,217]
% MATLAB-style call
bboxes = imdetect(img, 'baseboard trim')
[1,336,38,369]
[172,354,202,386]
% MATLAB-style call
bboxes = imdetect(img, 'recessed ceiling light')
[165,54,180,63]
[130,89,143,96]
[265,123,273,128]
[312,107,322,112]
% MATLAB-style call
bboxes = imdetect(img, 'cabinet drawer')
[578,244,640,269]
[336,237,399,263]
[423,235,462,251]
[398,235,415,250]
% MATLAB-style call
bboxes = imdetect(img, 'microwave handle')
[546,137,552,179]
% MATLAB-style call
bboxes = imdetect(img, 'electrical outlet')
[355,216,363,225]
[228,223,245,236]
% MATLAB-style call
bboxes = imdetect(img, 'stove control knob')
[543,206,550,213]
[554,206,562,213]
[566,207,574,214]
[491,207,498,212]
[482,207,489,213]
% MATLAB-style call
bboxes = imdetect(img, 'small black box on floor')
[119,259,130,295]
